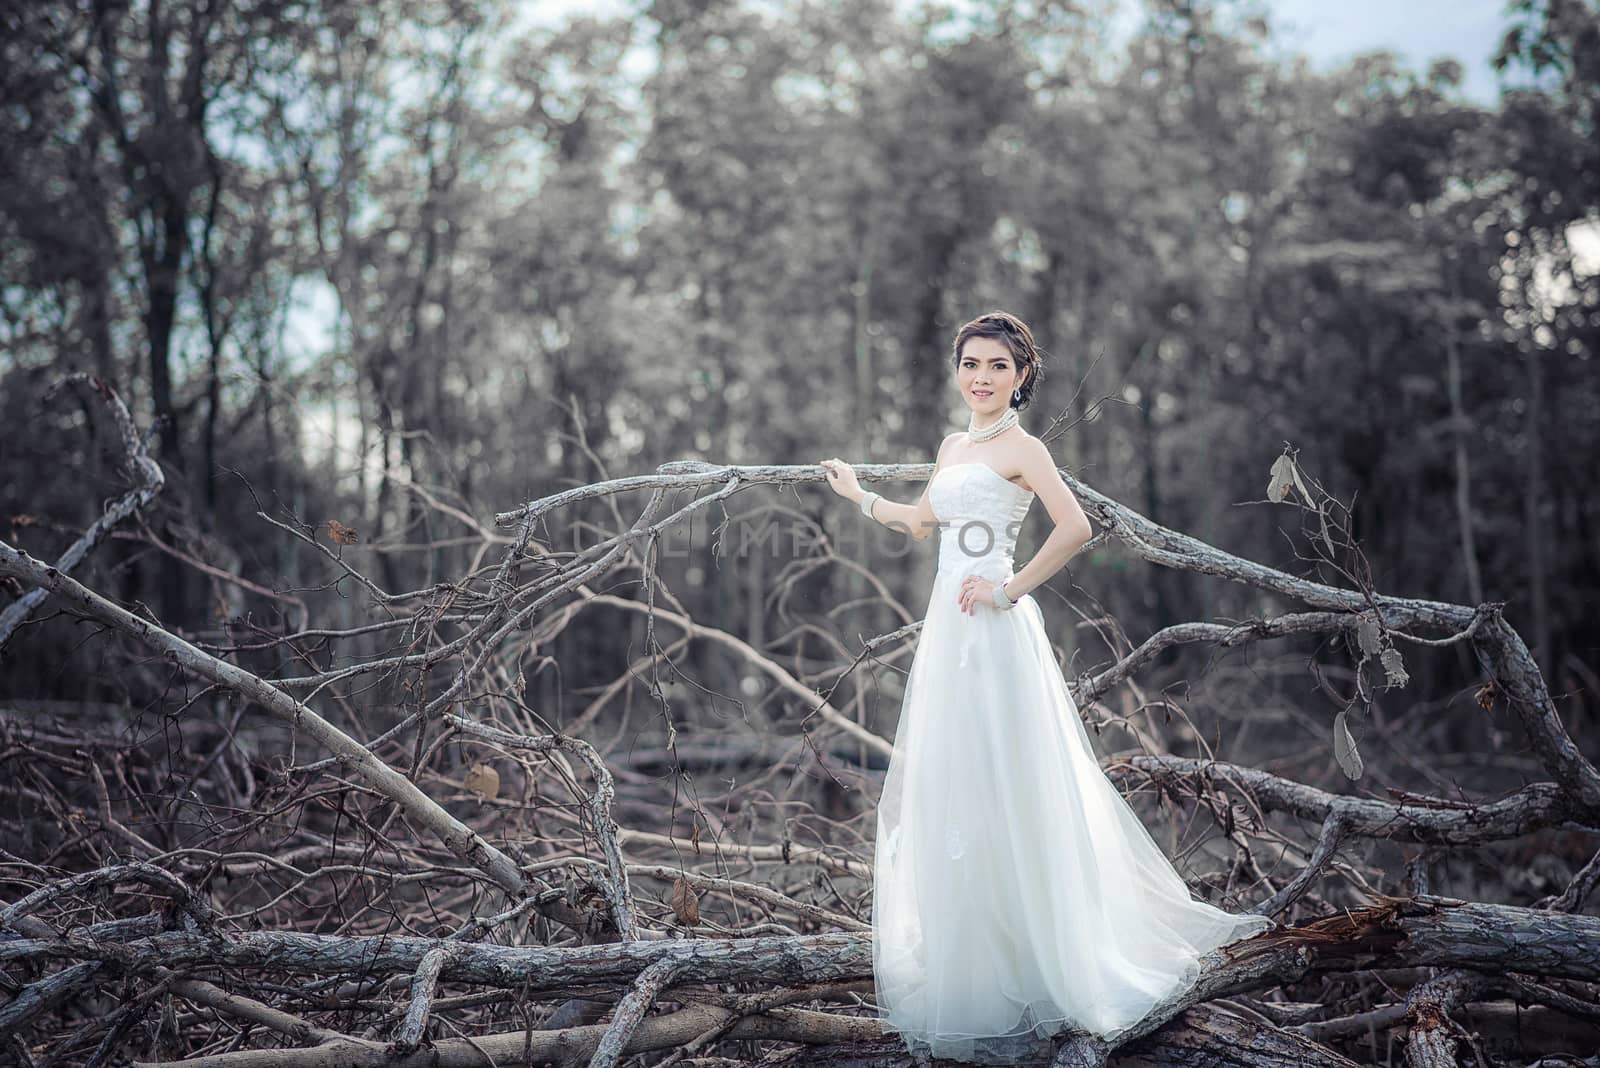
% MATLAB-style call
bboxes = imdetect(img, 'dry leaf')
[1267,454,1296,503]
[1317,509,1338,559]
[671,875,699,926]
[1287,457,1313,506]
[463,762,500,801]
[1474,679,1498,711]
[325,519,360,546]
[1333,708,1364,780]
[1380,646,1410,689]
[1356,613,1381,658]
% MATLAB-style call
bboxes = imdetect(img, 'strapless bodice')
[928,462,1035,584]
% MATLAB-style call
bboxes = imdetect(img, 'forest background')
[4,0,1596,739]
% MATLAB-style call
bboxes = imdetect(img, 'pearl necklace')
[967,405,1019,442]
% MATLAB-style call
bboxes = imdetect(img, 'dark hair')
[950,310,1046,410]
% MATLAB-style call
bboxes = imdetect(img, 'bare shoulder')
[1019,432,1054,464]
[1014,432,1058,491]
[997,430,1051,466]
[923,432,965,488]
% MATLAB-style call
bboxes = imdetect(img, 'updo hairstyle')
[950,310,1046,410]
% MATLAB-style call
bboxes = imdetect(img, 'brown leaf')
[463,762,500,801]
[325,520,359,546]
[1475,679,1498,711]
[671,874,700,926]
[10,514,36,528]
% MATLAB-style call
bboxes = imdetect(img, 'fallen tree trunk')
[7,895,1600,1068]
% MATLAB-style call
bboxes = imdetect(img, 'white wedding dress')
[872,462,1272,1063]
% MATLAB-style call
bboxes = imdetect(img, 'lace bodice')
[928,462,1035,583]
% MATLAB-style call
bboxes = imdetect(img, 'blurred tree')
[1493,0,1600,682]
[0,0,321,619]
[1,0,1595,729]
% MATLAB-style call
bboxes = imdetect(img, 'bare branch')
[0,374,164,646]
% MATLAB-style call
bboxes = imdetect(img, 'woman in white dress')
[820,310,1272,1063]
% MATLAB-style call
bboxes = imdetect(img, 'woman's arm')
[820,433,959,542]
[999,437,1093,600]
[865,486,937,541]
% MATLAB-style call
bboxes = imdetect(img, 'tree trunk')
[1523,344,1550,681]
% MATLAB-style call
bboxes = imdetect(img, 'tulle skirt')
[871,573,1272,1063]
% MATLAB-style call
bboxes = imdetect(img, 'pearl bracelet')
[859,491,881,519]
[992,582,1016,610]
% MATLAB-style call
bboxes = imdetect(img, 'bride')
[820,310,1272,1063]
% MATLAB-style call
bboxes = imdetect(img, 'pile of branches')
[2,376,1599,1068]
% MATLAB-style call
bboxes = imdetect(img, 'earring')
[1013,388,1022,402]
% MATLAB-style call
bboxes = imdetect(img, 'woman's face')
[956,336,1026,417]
